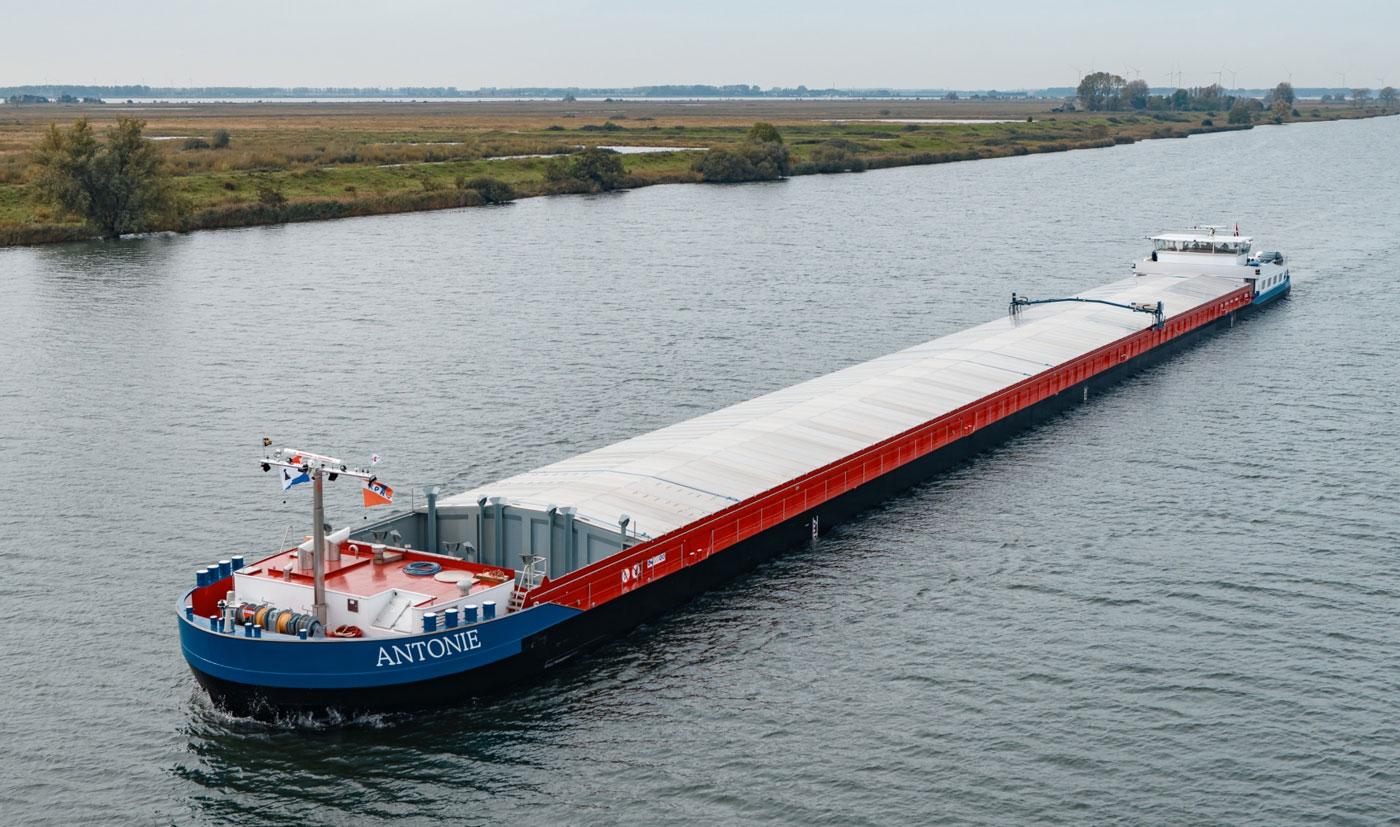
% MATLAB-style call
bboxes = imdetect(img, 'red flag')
[1234,222,1239,236]
[362,479,393,507]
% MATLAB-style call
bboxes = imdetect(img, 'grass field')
[0,97,1385,246]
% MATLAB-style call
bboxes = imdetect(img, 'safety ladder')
[508,555,546,613]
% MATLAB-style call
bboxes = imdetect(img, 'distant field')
[0,98,1383,246]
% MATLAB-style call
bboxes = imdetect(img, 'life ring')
[331,624,364,638]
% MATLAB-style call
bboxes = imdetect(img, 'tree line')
[1077,73,1397,117]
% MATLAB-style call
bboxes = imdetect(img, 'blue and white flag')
[280,465,310,490]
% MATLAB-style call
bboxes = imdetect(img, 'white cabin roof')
[439,273,1246,537]
[1151,233,1253,244]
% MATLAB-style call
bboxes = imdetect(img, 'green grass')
[2,105,1388,247]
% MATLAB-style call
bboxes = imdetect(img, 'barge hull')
[191,299,1263,719]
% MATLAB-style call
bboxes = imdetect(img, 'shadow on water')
[30,232,182,283]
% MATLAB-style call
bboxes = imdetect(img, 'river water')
[2,116,1397,825]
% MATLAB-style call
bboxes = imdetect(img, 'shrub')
[692,141,790,182]
[221,179,237,190]
[211,128,231,149]
[182,137,211,150]
[545,147,626,192]
[746,122,783,144]
[546,125,565,131]
[805,145,866,173]
[418,174,442,192]
[1089,124,1109,139]
[1113,135,1135,144]
[256,182,286,207]
[1202,118,1213,126]
[1227,102,1252,124]
[820,137,864,153]
[458,175,515,203]
[903,124,920,131]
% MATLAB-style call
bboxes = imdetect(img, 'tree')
[1121,79,1150,110]
[1228,101,1253,124]
[1381,87,1397,110]
[1076,72,1126,111]
[746,122,783,144]
[28,117,177,238]
[1352,88,1370,106]
[211,128,231,149]
[1273,82,1295,105]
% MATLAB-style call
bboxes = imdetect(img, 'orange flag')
[362,479,394,507]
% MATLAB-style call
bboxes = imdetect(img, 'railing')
[525,286,1253,613]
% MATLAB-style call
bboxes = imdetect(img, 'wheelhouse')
[1150,233,1253,263]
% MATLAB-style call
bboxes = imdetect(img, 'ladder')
[508,555,546,613]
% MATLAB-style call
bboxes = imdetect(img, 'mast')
[260,444,383,630]
[311,466,327,625]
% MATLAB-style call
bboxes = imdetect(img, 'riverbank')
[0,98,1389,246]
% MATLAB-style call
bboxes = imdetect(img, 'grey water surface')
[1,116,1397,826]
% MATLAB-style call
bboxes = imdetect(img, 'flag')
[363,479,393,507]
[1234,222,1239,236]
[370,454,381,466]
[280,465,309,490]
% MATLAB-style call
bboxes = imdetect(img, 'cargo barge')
[178,229,1290,719]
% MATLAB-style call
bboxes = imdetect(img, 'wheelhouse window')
[1153,238,1252,255]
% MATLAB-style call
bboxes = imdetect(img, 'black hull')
[194,301,1265,720]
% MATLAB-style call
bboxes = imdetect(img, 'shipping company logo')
[375,629,481,667]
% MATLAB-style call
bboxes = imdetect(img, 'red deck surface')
[244,546,513,608]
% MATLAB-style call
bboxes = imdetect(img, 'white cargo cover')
[439,273,1244,537]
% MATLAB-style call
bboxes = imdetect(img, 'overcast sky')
[7,0,1396,91]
